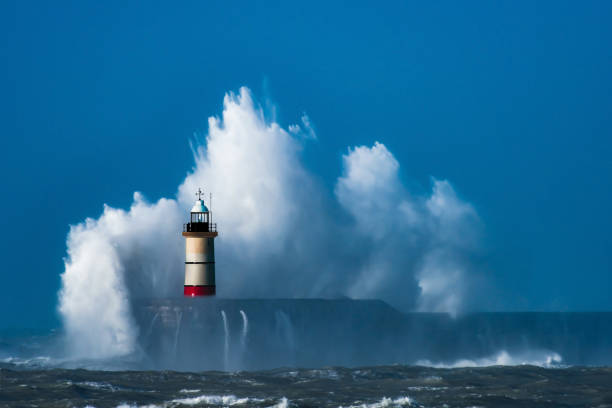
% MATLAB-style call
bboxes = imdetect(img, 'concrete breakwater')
[135,298,612,370]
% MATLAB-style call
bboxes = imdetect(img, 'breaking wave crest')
[416,349,564,368]
[115,395,287,408]
[340,397,415,408]
[170,394,263,406]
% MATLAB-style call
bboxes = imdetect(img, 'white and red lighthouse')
[182,188,218,296]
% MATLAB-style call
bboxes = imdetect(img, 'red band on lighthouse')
[184,285,216,297]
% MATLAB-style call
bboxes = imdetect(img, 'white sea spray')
[58,87,482,359]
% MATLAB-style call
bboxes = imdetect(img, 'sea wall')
[135,298,612,370]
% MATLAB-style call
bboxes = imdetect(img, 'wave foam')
[267,397,289,408]
[170,394,264,406]
[340,396,414,408]
[2,356,53,367]
[416,350,563,368]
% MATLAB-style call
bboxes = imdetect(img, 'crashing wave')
[416,349,564,368]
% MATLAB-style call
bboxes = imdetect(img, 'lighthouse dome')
[191,199,209,213]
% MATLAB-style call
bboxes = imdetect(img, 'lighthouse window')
[191,213,209,223]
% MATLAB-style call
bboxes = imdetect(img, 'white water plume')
[58,86,483,359]
[58,194,182,358]
[220,310,229,370]
[240,310,248,350]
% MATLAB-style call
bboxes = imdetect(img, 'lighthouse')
[182,188,218,296]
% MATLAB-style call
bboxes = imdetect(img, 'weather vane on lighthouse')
[182,187,218,297]
[195,188,205,201]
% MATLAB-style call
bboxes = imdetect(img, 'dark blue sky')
[3,1,612,328]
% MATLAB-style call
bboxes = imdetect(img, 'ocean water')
[2,364,612,407]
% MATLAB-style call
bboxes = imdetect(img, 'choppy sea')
[2,363,612,408]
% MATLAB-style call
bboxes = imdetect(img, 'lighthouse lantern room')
[182,188,218,296]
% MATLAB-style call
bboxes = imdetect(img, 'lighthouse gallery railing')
[183,222,217,232]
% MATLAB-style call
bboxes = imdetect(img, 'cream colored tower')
[182,189,218,296]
